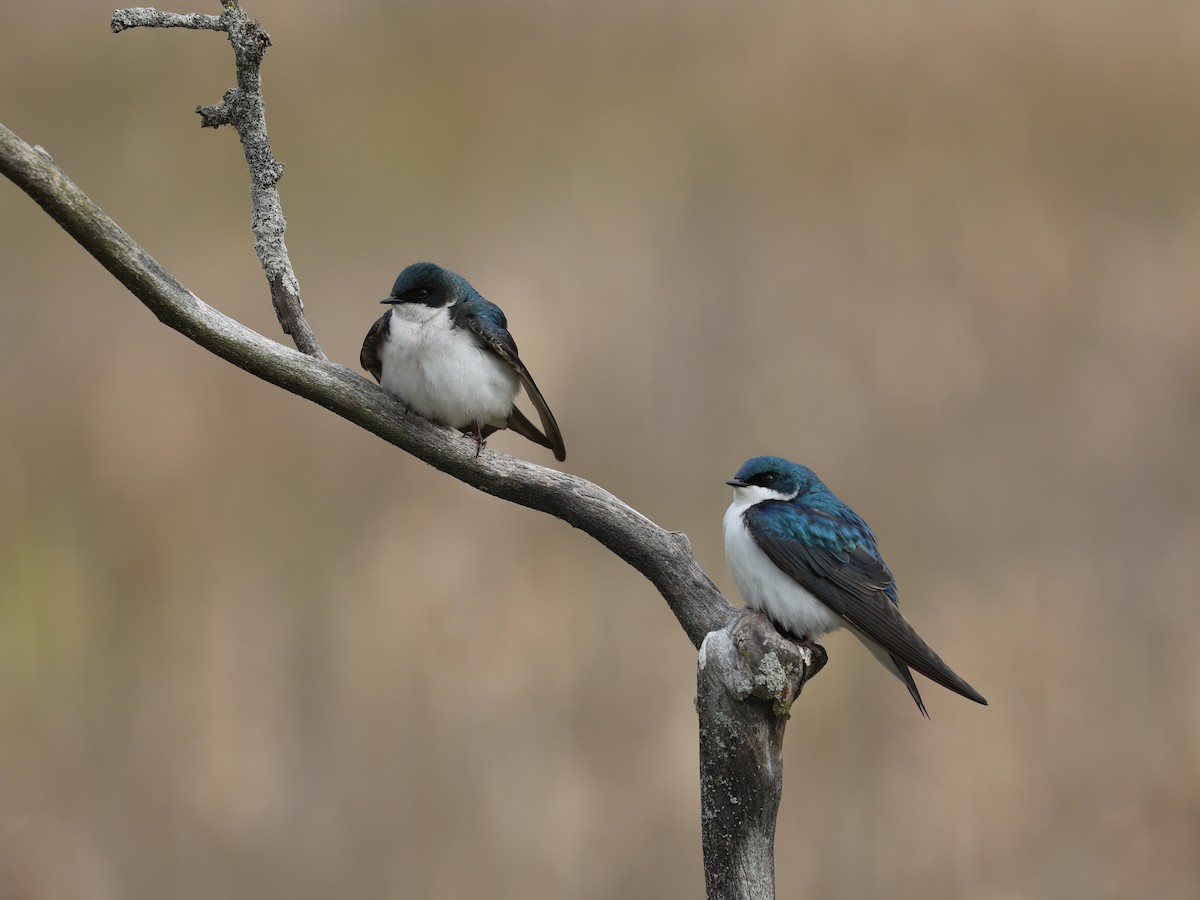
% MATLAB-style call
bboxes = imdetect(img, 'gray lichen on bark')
[698,610,826,900]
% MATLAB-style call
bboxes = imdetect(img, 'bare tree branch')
[1,5,827,895]
[110,8,223,31]
[112,1,323,358]
[0,121,732,648]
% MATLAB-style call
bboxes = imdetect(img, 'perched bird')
[361,262,566,461]
[723,455,986,716]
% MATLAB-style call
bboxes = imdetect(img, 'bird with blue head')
[361,263,566,462]
[723,455,986,716]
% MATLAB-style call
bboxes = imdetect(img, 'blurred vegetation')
[2,1,1199,898]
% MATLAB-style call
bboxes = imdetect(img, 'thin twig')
[111,2,324,358]
[110,8,223,31]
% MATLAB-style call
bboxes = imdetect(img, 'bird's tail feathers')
[853,629,985,715]
[889,655,930,718]
[505,407,556,454]
[514,368,566,462]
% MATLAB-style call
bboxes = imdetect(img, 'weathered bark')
[699,611,826,900]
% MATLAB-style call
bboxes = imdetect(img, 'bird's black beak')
[380,297,396,305]
[726,478,748,488]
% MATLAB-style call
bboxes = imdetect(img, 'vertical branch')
[698,610,826,900]
[112,2,324,358]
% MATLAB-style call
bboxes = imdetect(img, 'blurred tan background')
[2,1,1199,898]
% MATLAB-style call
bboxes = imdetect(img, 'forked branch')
[113,1,322,357]
[0,5,825,898]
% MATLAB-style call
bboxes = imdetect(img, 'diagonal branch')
[0,121,732,648]
[112,1,323,358]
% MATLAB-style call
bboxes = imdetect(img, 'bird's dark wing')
[745,502,987,708]
[359,310,390,382]
[456,298,566,462]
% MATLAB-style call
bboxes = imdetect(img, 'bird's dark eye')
[753,472,777,486]
[415,288,430,299]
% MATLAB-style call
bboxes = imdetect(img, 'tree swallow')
[360,262,566,461]
[723,455,986,716]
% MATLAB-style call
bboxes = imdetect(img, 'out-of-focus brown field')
[3,1,1199,897]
